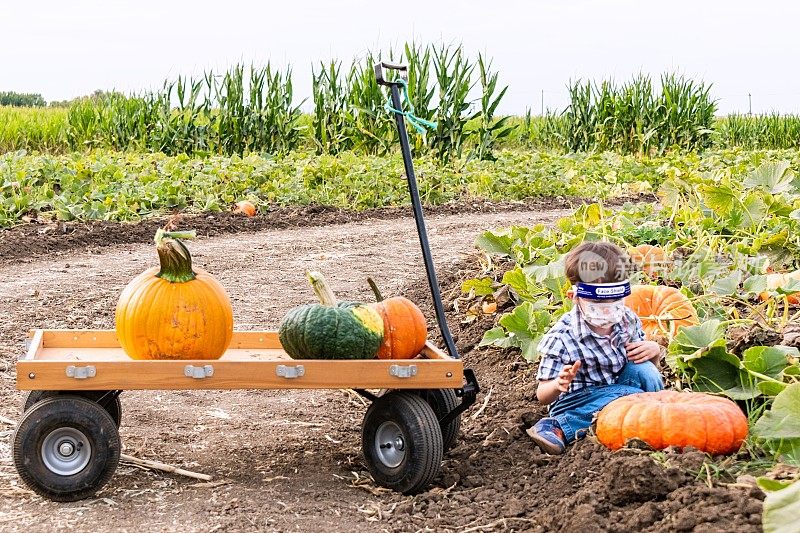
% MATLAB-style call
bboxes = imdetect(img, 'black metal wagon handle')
[375,62,460,362]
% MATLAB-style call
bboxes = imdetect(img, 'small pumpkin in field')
[115,229,234,360]
[596,390,748,455]
[628,245,668,277]
[233,200,257,217]
[625,285,698,339]
[366,278,427,359]
[758,270,800,304]
[278,272,384,360]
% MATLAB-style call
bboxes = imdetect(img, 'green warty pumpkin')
[278,272,384,360]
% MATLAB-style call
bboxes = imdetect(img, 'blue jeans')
[549,361,664,443]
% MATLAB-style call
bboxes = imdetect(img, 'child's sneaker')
[526,417,566,455]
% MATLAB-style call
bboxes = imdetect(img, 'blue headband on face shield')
[575,280,631,300]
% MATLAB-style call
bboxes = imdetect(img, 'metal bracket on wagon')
[276,365,305,379]
[184,365,214,379]
[389,364,417,379]
[65,365,96,379]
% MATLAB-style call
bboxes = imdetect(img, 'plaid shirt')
[536,305,644,395]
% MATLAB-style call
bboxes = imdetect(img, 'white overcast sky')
[1,0,799,115]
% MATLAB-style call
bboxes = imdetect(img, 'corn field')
[537,74,717,155]
[716,113,800,149]
[2,44,800,159]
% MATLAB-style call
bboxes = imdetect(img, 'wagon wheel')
[378,388,461,451]
[13,396,121,502]
[362,391,443,494]
[414,388,461,451]
[23,390,122,428]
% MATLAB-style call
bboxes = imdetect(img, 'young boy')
[527,242,664,454]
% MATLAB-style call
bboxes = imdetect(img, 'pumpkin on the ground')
[367,278,427,360]
[233,200,256,217]
[596,390,748,455]
[624,285,698,339]
[758,271,800,304]
[278,272,384,360]
[115,229,234,360]
[628,245,668,277]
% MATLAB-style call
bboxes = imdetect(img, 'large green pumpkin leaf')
[669,319,726,357]
[743,346,797,379]
[502,267,539,302]
[740,192,770,228]
[479,327,516,349]
[744,274,769,295]
[495,301,552,362]
[753,383,800,465]
[699,183,736,217]
[744,160,794,194]
[776,278,800,296]
[711,271,742,296]
[753,383,800,440]
[462,277,495,297]
[475,229,516,255]
[762,479,800,533]
[688,347,759,400]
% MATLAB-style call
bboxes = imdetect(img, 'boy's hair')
[564,242,631,284]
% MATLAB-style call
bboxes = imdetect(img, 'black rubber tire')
[23,390,122,428]
[414,389,461,451]
[13,396,121,502]
[362,391,443,494]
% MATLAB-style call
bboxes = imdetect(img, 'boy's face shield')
[573,281,630,328]
[574,281,631,300]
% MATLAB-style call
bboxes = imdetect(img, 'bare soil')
[0,204,762,532]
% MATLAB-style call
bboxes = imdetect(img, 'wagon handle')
[374,62,409,86]
[376,63,460,361]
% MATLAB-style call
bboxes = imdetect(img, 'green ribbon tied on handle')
[383,78,438,135]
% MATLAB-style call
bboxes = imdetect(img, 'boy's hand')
[556,360,582,392]
[625,341,662,363]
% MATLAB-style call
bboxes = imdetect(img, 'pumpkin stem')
[367,277,385,302]
[307,271,338,306]
[155,229,197,283]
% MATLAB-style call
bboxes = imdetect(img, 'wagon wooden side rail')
[19,329,464,391]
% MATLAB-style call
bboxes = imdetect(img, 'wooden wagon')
[11,63,480,501]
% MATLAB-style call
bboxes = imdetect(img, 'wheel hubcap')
[41,427,91,475]
[375,421,406,468]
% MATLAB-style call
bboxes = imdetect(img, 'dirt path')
[0,207,570,533]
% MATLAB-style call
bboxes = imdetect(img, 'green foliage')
[546,73,716,155]
[6,57,800,158]
[753,384,800,465]
[469,54,515,162]
[0,91,46,107]
[719,114,800,150]
[348,51,398,155]
[0,147,664,227]
[762,478,800,533]
[312,61,352,154]
[430,44,476,166]
[57,64,304,156]
[464,154,800,473]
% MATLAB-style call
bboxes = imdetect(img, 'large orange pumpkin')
[758,271,800,304]
[115,229,234,360]
[628,245,668,277]
[596,390,748,455]
[624,285,698,339]
[367,278,427,360]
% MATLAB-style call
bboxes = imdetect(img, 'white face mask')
[579,299,625,328]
